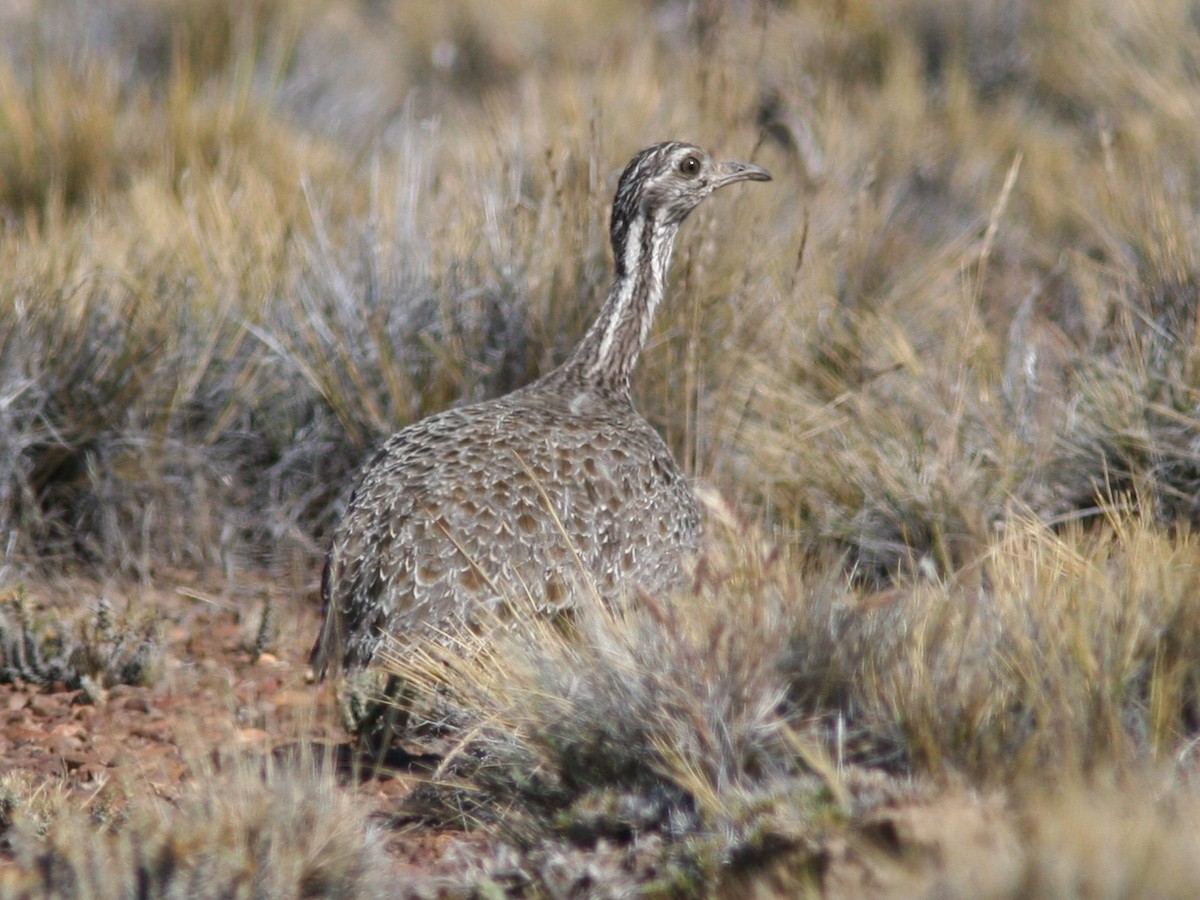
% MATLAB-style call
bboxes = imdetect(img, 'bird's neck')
[555,213,680,398]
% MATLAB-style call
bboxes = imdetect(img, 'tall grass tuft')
[786,515,1200,781]
[0,749,391,899]
[385,502,841,889]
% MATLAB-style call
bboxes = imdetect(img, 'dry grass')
[787,514,1200,780]
[0,585,159,695]
[378,511,1200,893]
[0,749,391,900]
[1,0,1200,893]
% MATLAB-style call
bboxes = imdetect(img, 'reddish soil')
[0,573,460,873]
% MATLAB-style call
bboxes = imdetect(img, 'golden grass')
[1,0,1199,892]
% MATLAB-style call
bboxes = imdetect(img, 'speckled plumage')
[312,142,771,676]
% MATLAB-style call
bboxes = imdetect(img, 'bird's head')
[610,141,771,253]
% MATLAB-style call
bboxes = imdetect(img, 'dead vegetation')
[0,750,392,900]
[2,0,1200,894]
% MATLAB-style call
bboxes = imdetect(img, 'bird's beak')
[713,160,772,188]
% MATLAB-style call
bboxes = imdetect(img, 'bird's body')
[313,141,770,678]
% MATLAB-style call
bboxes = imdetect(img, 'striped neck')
[554,211,680,398]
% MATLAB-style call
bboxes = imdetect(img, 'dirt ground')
[0,573,477,874]
[0,574,1017,896]
[0,574,333,794]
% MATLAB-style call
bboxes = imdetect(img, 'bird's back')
[313,383,700,674]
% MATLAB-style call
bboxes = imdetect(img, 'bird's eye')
[679,155,701,176]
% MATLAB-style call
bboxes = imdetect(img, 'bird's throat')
[563,213,680,397]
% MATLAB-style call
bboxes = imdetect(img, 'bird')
[312,141,771,683]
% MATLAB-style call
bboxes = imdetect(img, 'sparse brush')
[720,301,1021,585]
[0,771,68,848]
[269,158,542,454]
[4,0,1200,890]
[1043,193,1200,527]
[0,749,391,900]
[787,515,1200,781]
[0,587,159,694]
[382,505,839,891]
